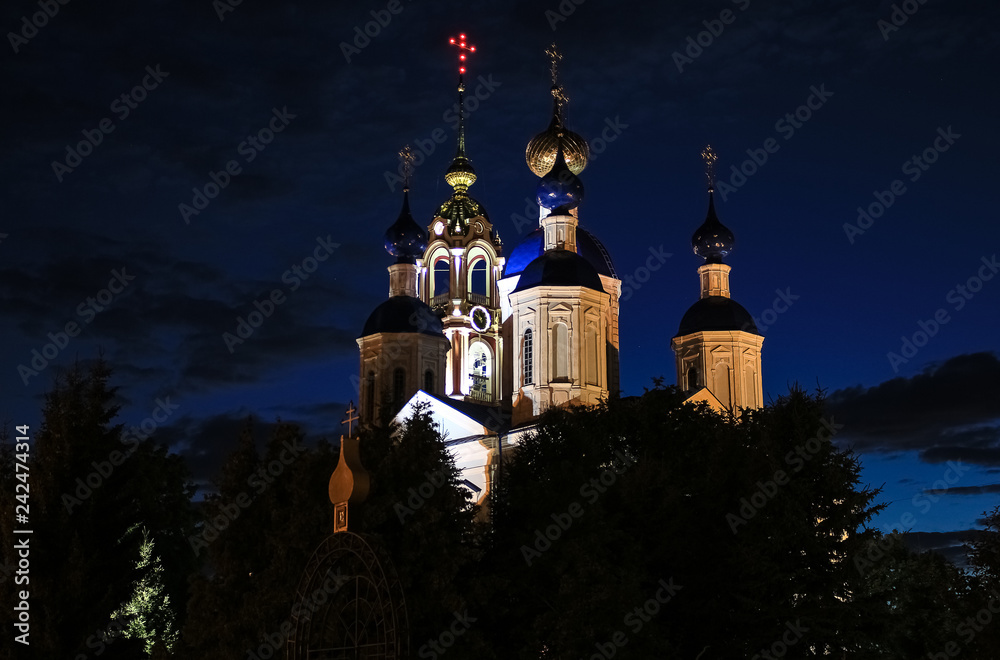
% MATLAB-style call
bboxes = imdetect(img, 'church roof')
[504,226,617,279]
[676,296,760,336]
[512,249,606,294]
[360,296,445,337]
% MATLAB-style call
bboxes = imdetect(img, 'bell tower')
[417,33,504,406]
[672,147,763,414]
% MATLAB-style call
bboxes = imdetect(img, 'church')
[356,41,764,508]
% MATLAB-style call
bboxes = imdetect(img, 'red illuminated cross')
[448,33,476,76]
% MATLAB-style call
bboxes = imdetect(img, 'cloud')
[901,530,979,568]
[924,484,1000,496]
[827,352,1000,466]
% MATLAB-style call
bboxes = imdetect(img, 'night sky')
[2,0,998,563]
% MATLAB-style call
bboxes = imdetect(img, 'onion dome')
[512,249,605,294]
[361,296,444,337]
[383,188,428,263]
[526,104,589,177]
[691,192,735,263]
[676,297,760,336]
[536,142,585,211]
[504,226,616,279]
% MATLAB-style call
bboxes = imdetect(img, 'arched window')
[553,322,569,380]
[470,259,487,296]
[468,342,492,401]
[433,258,450,298]
[392,367,406,410]
[424,369,434,393]
[365,371,375,421]
[688,367,699,389]
[523,329,533,386]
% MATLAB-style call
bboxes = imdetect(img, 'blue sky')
[2,0,997,563]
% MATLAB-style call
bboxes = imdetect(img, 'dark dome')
[384,190,428,263]
[536,145,584,210]
[505,227,616,279]
[361,296,444,337]
[692,192,735,263]
[676,297,760,336]
[512,249,605,294]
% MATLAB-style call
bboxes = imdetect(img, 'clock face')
[433,221,445,236]
[474,221,484,234]
[470,305,491,332]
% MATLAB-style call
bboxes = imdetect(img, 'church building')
[357,41,763,508]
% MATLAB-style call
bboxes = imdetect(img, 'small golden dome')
[444,154,477,190]
[526,115,589,177]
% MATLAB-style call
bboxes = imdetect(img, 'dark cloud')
[925,484,1000,496]
[902,530,979,568]
[827,353,1000,465]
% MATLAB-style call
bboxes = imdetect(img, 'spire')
[526,44,589,177]
[445,33,477,192]
[692,145,735,264]
[384,146,428,265]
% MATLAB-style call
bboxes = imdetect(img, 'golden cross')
[399,145,414,190]
[342,401,359,437]
[701,145,718,193]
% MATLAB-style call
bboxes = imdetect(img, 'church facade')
[357,46,763,508]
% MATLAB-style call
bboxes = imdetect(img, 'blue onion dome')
[691,192,735,263]
[512,249,605,294]
[536,141,585,211]
[505,226,616,279]
[384,188,428,263]
[362,296,444,337]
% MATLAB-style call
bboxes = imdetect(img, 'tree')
[0,361,195,659]
[485,386,885,658]
[853,532,970,658]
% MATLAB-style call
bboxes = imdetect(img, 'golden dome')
[526,115,589,177]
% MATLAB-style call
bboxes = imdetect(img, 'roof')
[504,226,616,279]
[511,249,606,294]
[360,296,445,338]
[676,296,761,336]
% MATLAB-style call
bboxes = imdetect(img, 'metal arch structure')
[286,531,408,660]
